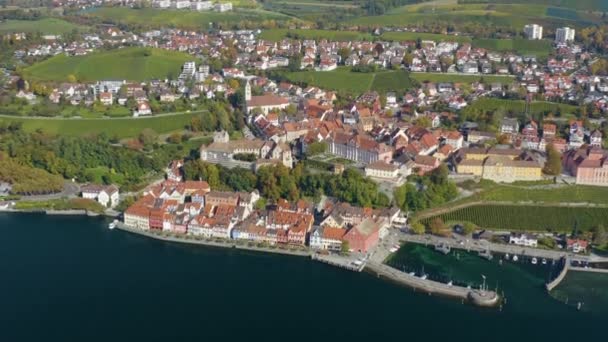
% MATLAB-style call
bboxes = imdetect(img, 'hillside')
[23,47,194,82]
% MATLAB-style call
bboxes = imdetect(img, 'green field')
[462,98,578,115]
[347,2,596,29]
[472,38,553,57]
[0,18,85,34]
[475,184,608,205]
[259,29,372,41]
[84,7,292,29]
[24,47,193,82]
[283,67,412,93]
[0,113,199,138]
[410,72,515,84]
[262,0,359,21]
[460,0,608,12]
[423,204,608,232]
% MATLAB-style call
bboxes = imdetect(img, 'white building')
[174,0,192,9]
[192,1,213,11]
[153,0,171,8]
[509,234,538,248]
[309,227,345,251]
[524,24,543,40]
[215,2,233,12]
[555,27,575,43]
[81,184,120,208]
[364,161,400,180]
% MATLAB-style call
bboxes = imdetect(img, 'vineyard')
[423,204,608,232]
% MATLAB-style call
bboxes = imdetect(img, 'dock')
[365,261,500,307]
[311,253,365,272]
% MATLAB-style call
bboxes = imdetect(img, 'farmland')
[472,38,553,57]
[461,98,579,116]
[23,47,194,82]
[283,67,412,93]
[346,2,597,29]
[262,0,360,21]
[0,112,199,138]
[83,7,292,30]
[460,0,608,12]
[409,72,515,84]
[0,18,85,35]
[423,204,608,232]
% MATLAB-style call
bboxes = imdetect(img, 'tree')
[429,217,448,236]
[340,240,350,255]
[462,222,477,236]
[409,221,425,235]
[543,143,562,176]
[167,132,182,144]
[593,224,607,246]
[306,142,327,156]
[393,184,407,211]
[138,128,158,147]
[67,74,77,83]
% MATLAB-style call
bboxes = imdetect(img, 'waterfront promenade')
[397,233,608,264]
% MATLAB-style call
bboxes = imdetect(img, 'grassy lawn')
[0,112,199,138]
[0,18,86,35]
[283,67,412,93]
[259,28,372,41]
[461,98,578,116]
[23,47,194,82]
[472,38,553,57]
[423,204,608,232]
[84,7,292,29]
[410,72,515,84]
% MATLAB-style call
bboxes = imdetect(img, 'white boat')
[512,255,519,262]
[353,260,363,266]
[420,274,428,280]
[389,247,398,253]
[447,281,453,287]
[108,221,117,230]
[531,257,538,265]
[542,258,547,265]
[409,272,416,276]
[505,253,510,260]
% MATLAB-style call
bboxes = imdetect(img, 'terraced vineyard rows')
[423,205,608,232]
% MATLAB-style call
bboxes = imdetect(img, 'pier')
[365,261,500,307]
[311,253,365,272]
[546,257,569,292]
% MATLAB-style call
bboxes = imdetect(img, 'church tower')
[245,79,251,101]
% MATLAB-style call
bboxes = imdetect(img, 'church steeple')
[245,79,251,101]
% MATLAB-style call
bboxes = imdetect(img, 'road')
[18,181,80,202]
[396,231,608,263]
[0,109,206,121]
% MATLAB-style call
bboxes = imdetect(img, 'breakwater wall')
[365,261,500,307]
[546,257,569,292]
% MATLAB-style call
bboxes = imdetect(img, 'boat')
[420,274,428,280]
[505,253,510,260]
[478,249,493,261]
[108,220,117,230]
[531,257,538,265]
[389,247,398,253]
[512,255,519,262]
[447,281,453,287]
[353,260,363,266]
[542,258,547,265]
[409,272,416,276]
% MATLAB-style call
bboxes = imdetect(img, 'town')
[1,0,608,315]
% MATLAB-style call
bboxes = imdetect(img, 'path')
[18,181,80,201]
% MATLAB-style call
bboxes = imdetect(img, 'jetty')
[545,257,569,292]
[366,261,500,307]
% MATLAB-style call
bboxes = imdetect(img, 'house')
[509,234,538,247]
[364,161,400,180]
[310,226,346,251]
[413,155,440,174]
[81,184,119,208]
[500,118,520,134]
[566,239,588,253]
[343,218,385,253]
[133,101,152,117]
[99,92,113,106]
[245,81,290,115]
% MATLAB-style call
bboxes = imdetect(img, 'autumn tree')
[543,143,562,176]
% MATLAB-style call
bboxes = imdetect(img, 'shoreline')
[115,222,500,307]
